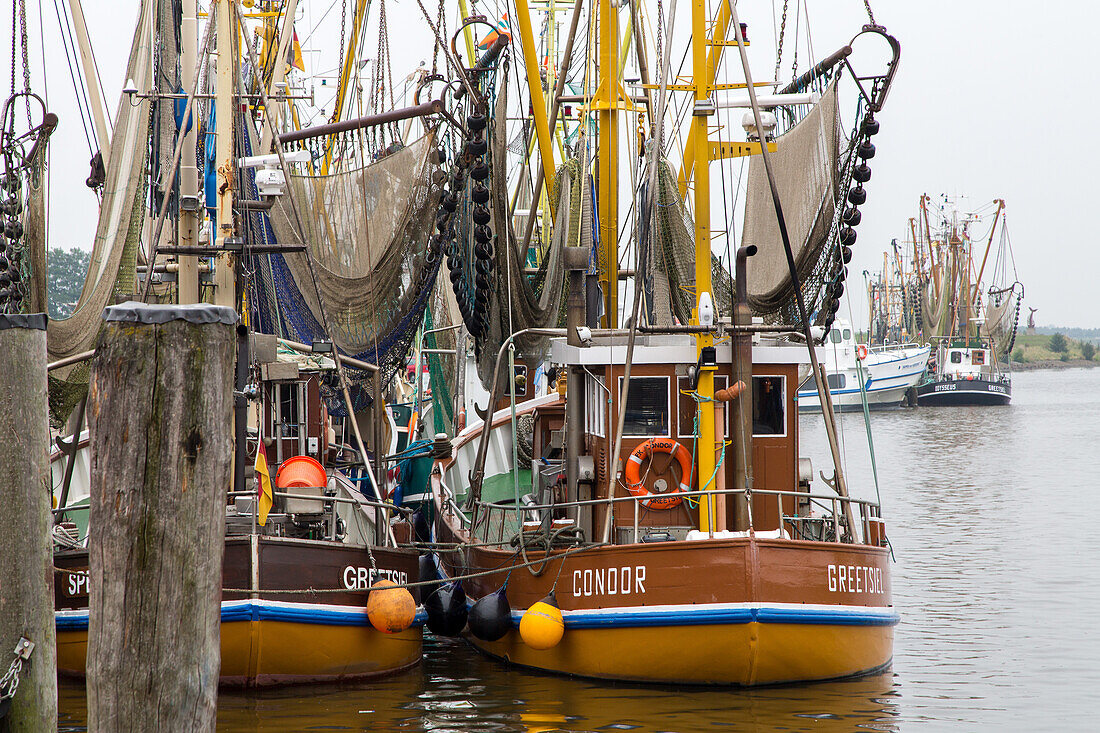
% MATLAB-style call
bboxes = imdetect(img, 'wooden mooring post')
[0,314,56,732]
[87,303,236,731]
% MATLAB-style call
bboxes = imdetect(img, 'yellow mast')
[676,0,733,199]
[514,0,557,215]
[691,0,717,532]
[323,0,370,175]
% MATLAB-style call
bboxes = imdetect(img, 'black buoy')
[468,586,512,641]
[411,510,432,544]
[424,581,468,636]
[839,227,857,246]
[467,113,487,132]
[852,163,871,183]
[848,186,867,205]
[857,141,876,160]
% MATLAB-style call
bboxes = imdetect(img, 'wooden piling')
[0,314,56,732]
[86,303,236,732]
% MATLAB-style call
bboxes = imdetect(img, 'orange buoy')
[274,455,326,489]
[366,580,416,634]
[519,592,564,650]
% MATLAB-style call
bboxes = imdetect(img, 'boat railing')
[870,341,923,353]
[436,473,471,527]
[468,486,884,549]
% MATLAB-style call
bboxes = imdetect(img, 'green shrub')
[1050,333,1069,353]
[1082,343,1096,361]
[1060,353,1070,362]
[1013,348,1026,362]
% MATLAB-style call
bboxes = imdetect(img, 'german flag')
[287,31,305,72]
[255,439,274,526]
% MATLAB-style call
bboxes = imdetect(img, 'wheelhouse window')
[830,330,843,344]
[842,328,852,341]
[752,376,786,437]
[620,376,670,437]
[826,373,846,390]
[972,350,986,366]
[278,383,301,437]
[950,351,963,364]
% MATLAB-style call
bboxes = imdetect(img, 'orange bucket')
[275,455,327,489]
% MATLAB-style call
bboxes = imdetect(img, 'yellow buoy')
[519,592,564,650]
[366,579,416,634]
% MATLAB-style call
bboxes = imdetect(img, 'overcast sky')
[10,1,1097,328]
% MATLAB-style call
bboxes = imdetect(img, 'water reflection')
[60,635,901,732]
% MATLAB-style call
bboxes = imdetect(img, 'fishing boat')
[409,1,902,685]
[796,319,929,412]
[898,197,1022,406]
[4,0,441,685]
[915,334,1011,406]
[51,344,422,686]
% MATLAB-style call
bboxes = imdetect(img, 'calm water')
[58,368,1100,731]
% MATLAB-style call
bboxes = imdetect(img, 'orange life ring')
[856,344,869,360]
[623,438,691,510]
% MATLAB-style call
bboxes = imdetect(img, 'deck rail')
[462,485,884,549]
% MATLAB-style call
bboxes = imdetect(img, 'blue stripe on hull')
[503,605,900,630]
[57,602,428,631]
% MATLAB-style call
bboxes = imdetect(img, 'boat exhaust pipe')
[732,245,756,531]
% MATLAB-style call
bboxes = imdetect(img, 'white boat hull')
[798,341,930,413]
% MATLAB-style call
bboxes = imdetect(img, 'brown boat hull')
[437,527,896,685]
[55,536,422,687]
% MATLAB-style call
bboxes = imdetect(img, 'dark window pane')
[752,376,785,436]
[622,377,669,436]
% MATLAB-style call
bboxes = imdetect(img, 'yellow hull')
[472,622,893,686]
[57,618,421,687]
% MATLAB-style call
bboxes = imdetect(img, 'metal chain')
[18,0,31,127]
[0,658,22,702]
[863,0,876,25]
[9,1,15,101]
[774,0,789,85]
[431,0,443,76]
[333,0,348,122]
[656,0,663,146]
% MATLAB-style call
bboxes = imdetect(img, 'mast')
[691,0,718,531]
[514,0,557,216]
[177,0,201,303]
[213,0,236,307]
[67,0,111,165]
[323,0,370,175]
[973,198,1004,302]
[596,0,620,326]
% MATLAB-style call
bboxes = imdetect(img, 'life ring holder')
[856,344,869,360]
[623,438,692,510]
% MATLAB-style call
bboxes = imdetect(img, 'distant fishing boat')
[915,334,1011,406]
[797,319,929,412]
[903,198,1022,406]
